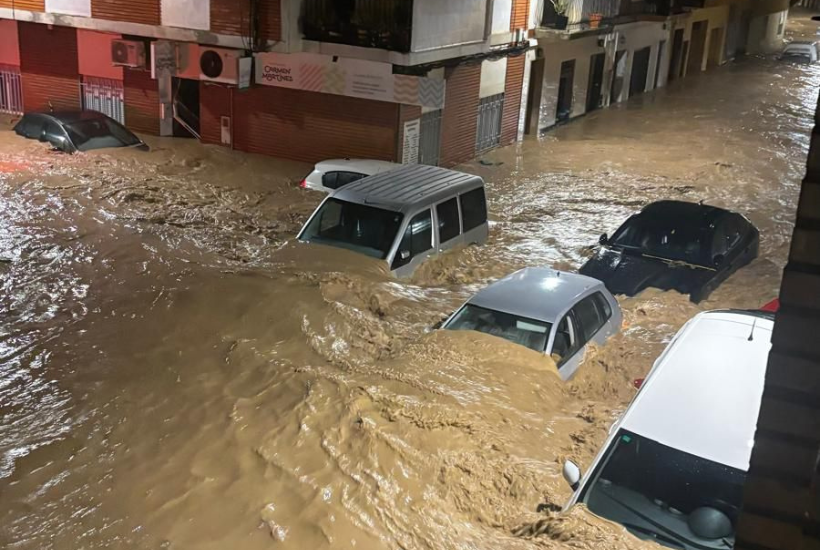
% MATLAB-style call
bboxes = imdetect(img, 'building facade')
[0,0,535,167]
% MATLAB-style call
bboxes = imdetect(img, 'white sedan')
[300,159,401,193]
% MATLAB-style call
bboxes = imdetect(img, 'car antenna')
[748,317,758,342]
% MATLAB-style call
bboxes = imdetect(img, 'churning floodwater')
[1,17,819,550]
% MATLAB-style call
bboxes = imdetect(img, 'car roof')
[620,310,773,472]
[24,110,108,124]
[466,267,605,323]
[330,164,483,215]
[787,40,817,46]
[638,200,730,225]
[314,159,400,175]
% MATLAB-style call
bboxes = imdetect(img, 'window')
[444,304,552,352]
[610,214,708,265]
[460,187,487,232]
[392,209,433,269]
[437,198,461,244]
[300,198,404,260]
[573,295,605,343]
[551,315,578,366]
[591,292,613,323]
[321,171,367,190]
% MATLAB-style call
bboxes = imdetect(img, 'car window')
[460,187,487,232]
[437,198,461,244]
[15,115,44,138]
[710,223,729,259]
[322,171,367,190]
[392,209,433,269]
[551,315,578,367]
[444,304,551,352]
[591,292,613,323]
[573,295,605,343]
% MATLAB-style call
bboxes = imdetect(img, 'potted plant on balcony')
[589,12,603,29]
[550,0,570,30]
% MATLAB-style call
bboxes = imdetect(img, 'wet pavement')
[1,14,819,550]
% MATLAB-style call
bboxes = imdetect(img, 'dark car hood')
[580,248,713,298]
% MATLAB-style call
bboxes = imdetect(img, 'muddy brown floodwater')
[1,16,819,550]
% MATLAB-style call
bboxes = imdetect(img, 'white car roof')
[467,267,606,323]
[313,158,400,175]
[621,310,773,472]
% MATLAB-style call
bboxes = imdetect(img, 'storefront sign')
[402,119,421,165]
[255,53,445,109]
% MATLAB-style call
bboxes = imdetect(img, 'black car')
[13,110,148,153]
[579,201,759,303]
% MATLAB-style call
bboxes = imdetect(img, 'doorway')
[707,27,724,69]
[687,21,708,75]
[525,57,545,134]
[630,47,651,98]
[610,50,626,104]
[654,40,666,89]
[668,28,684,82]
[586,52,606,113]
[556,59,575,123]
[172,77,200,139]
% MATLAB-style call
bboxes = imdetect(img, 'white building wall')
[492,0,513,34]
[412,0,489,52]
[161,0,210,31]
[480,57,509,98]
[616,21,672,98]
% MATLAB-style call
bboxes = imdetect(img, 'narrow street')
[1,17,818,550]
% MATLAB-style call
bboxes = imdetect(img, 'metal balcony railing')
[301,0,413,53]
[539,0,674,33]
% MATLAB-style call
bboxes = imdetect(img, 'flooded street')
[1,16,819,550]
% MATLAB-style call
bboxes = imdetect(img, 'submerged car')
[441,267,622,380]
[298,164,489,277]
[300,159,400,192]
[14,111,147,153]
[780,40,820,64]
[561,309,773,550]
[579,201,759,303]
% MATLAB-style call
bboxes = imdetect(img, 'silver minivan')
[298,164,489,277]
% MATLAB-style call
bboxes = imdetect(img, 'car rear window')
[460,187,487,232]
[322,171,367,190]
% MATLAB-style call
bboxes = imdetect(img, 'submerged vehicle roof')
[329,164,483,214]
[22,110,110,124]
[313,158,399,174]
[620,310,773,471]
[637,200,730,225]
[467,267,604,323]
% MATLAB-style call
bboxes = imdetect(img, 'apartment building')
[0,0,535,167]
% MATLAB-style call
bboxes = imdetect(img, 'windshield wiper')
[620,522,687,549]
[639,253,716,272]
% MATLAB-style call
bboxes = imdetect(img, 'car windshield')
[580,430,744,550]
[64,117,142,151]
[299,198,404,260]
[444,304,552,352]
[609,215,708,265]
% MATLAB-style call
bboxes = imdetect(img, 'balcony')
[539,0,679,34]
[301,0,414,53]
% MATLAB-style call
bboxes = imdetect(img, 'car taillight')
[633,378,644,389]
[299,179,307,188]
[761,298,779,313]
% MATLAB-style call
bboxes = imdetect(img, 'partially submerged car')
[780,40,820,64]
[300,159,400,192]
[14,110,147,153]
[561,309,773,550]
[441,267,622,380]
[580,201,759,303]
[298,164,489,277]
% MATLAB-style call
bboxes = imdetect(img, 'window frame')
[551,312,581,368]
[391,208,434,270]
[436,196,462,245]
[572,294,607,345]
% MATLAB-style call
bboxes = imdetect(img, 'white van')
[561,310,774,550]
[298,164,489,277]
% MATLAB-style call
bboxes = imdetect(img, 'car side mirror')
[713,254,725,267]
[599,233,608,246]
[400,250,411,261]
[562,460,581,491]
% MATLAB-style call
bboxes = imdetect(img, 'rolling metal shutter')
[123,68,160,134]
[440,64,480,167]
[501,55,526,145]
[200,83,231,146]
[0,0,44,11]
[18,23,80,112]
[91,0,160,26]
[233,86,399,163]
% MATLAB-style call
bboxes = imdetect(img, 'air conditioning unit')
[112,39,147,68]
[199,47,241,85]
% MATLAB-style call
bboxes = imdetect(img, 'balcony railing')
[540,0,677,33]
[301,0,414,53]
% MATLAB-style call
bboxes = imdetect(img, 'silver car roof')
[467,267,606,323]
[313,159,400,175]
[329,164,484,215]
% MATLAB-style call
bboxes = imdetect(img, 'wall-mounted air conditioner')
[199,47,242,85]
[112,40,147,68]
